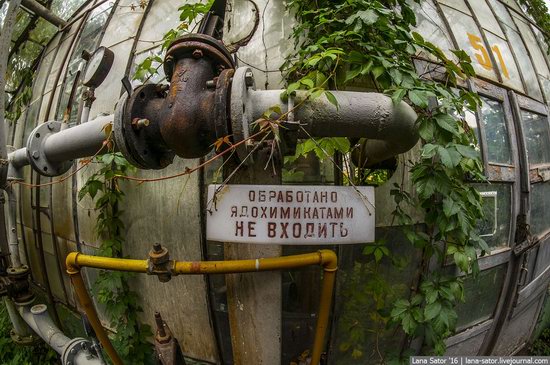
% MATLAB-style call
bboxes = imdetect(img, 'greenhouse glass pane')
[455,265,505,331]
[522,110,550,166]
[531,182,550,237]
[480,97,513,165]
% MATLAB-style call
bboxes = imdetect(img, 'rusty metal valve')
[154,311,186,365]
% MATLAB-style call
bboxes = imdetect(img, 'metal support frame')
[20,0,68,28]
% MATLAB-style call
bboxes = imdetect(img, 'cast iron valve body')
[114,34,234,169]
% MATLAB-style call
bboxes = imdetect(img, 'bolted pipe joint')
[147,243,173,283]
[113,34,234,169]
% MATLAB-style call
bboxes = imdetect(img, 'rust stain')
[191,262,201,273]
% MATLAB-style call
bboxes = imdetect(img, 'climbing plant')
[282,0,486,360]
[517,0,550,52]
[79,137,153,364]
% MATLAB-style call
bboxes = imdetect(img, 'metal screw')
[206,80,216,88]
[47,123,54,131]
[245,71,254,87]
[32,151,39,160]
[192,49,203,58]
[131,118,150,130]
[153,243,162,253]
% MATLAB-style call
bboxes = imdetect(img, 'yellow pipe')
[66,250,337,365]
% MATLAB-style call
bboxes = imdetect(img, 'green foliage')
[0,302,57,364]
[133,0,214,82]
[79,152,153,364]
[285,0,486,359]
[518,0,550,53]
[531,327,550,355]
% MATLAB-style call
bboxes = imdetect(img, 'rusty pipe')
[240,85,419,167]
[66,250,337,365]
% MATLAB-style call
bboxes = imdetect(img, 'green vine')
[79,142,153,363]
[133,0,213,82]
[283,0,486,360]
[517,0,550,52]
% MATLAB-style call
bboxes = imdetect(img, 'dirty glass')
[479,97,513,165]
[489,0,517,29]
[440,5,498,81]
[522,110,550,166]
[55,3,113,124]
[50,0,88,20]
[465,109,481,155]
[484,32,524,92]
[474,183,512,250]
[455,264,506,331]
[330,227,421,364]
[411,0,454,60]
[438,0,471,15]
[467,0,504,38]
[505,25,543,100]
[531,182,550,237]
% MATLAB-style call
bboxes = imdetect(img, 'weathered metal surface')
[223,146,282,365]
[119,157,219,363]
[207,184,375,244]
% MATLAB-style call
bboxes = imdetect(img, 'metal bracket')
[513,214,540,256]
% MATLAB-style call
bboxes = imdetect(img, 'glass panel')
[55,3,113,123]
[465,109,481,155]
[531,182,550,237]
[522,110,550,165]
[330,227,421,364]
[514,17,550,79]
[505,26,543,100]
[455,264,506,331]
[50,0,88,20]
[440,5,499,81]
[467,0,505,38]
[411,0,454,60]
[484,32,524,92]
[438,0,471,15]
[480,97,513,165]
[475,184,512,250]
[489,0,517,30]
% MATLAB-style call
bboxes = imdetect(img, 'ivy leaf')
[434,114,460,136]
[437,146,453,168]
[408,90,428,108]
[325,91,339,109]
[424,301,442,320]
[357,9,379,25]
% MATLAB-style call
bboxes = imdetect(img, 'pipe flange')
[164,34,234,81]
[61,338,92,365]
[10,329,36,345]
[119,84,175,169]
[214,69,234,143]
[230,67,255,163]
[113,92,141,168]
[26,121,72,177]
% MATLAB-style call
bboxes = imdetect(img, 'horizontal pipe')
[248,90,418,166]
[66,250,337,365]
[9,148,28,169]
[20,0,68,28]
[43,115,112,163]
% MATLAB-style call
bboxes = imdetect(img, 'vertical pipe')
[6,186,22,268]
[4,298,32,338]
[0,0,23,188]
[66,269,123,365]
[310,267,336,365]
